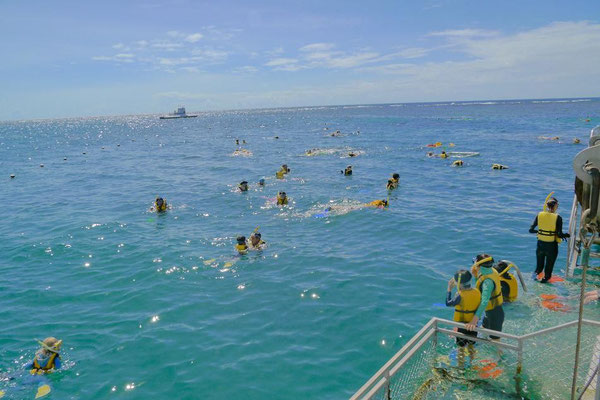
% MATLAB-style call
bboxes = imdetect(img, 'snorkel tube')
[497,260,528,293]
[543,191,555,212]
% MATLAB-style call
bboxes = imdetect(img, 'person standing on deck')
[529,193,570,283]
[466,254,504,341]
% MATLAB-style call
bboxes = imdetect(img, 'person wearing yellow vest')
[529,194,570,283]
[466,254,504,340]
[235,236,248,254]
[493,261,518,302]
[446,269,481,348]
[28,337,62,374]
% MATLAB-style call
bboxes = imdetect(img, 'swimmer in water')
[258,178,265,187]
[440,151,448,159]
[248,232,266,250]
[573,138,581,144]
[276,164,290,179]
[348,152,357,157]
[277,191,288,205]
[386,173,399,190]
[342,165,352,175]
[492,164,509,170]
[238,181,249,192]
[153,197,168,212]
[365,199,389,208]
[235,236,248,254]
[28,337,62,374]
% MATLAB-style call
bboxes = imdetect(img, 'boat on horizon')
[159,107,198,119]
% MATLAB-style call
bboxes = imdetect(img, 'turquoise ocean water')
[1,99,599,399]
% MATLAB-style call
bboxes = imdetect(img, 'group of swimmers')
[445,192,574,359]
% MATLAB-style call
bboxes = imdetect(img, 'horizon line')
[1,95,598,124]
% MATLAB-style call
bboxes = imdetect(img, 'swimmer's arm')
[475,280,493,318]
[529,216,538,233]
[446,291,461,307]
[556,215,570,238]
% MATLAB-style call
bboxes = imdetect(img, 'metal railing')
[351,318,600,400]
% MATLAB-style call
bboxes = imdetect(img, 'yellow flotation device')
[452,160,463,167]
[537,192,561,243]
[31,353,59,375]
[367,199,388,208]
[453,288,482,323]
[155,198,167,212]
[440,152,448,159]
[235,243,248,253]
[476,270,504,311]
[277,194,288,205]
[537,211,561,243]
[495,263,518,302]
[275,170,285,179]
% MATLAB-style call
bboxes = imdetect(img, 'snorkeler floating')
[452,160,464,167]
[235,236,248,254]
[153,197,168,212]
[342,166,352,175]
[29,338,62,375]
[238,181,249,192]
[276,191,288,205]
[386,173,400,190]
[491,164,508,170]
[248,231,267,250]
[275,164,290,179]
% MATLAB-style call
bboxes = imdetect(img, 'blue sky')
[1,0,599,120]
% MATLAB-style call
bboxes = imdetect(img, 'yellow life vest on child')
[31,353,59,374]
[235,244,248,253]
[476,270,504,311]
[453,288,482,323]
[276,170,284,179]
[277,196,288,205]
[499,273,518,302]
[537,211,561,243]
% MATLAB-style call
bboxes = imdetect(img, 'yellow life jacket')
[476,270,504,311]
[277,196,288,205]
[453,288,482,323]
[275,170,284,179]
[440,153,448,159]
[235,244,248,253]
[537,211,561,243]
[31,353,59,374]
[367,200,386,207]
[499,273,518,302]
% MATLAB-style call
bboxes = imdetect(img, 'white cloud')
[428,28,499,38]
[185,33,203,43]
[395,47,430,59]
[300,42,335,52]
[112,43,128,50]
[233,66,259,74]
[265,58,298,67]
[151,41,184,50]
[167,30,182,38]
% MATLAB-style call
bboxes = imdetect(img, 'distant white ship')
[159,107,198,119]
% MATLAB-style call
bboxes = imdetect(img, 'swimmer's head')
[236,236,246,245]
[381,199,389,207]
[494,261,512,278]
[38,337,62,354]
[258,179,265,186]
[281,164,288,171]
[239,181,249,191]
[453,269,472,287]
[546,197,558,211]
[156,197,165,207]
[473,254,494,269]
[250,232,262,245]
[392,173,399,180]
[278,191,287,198]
